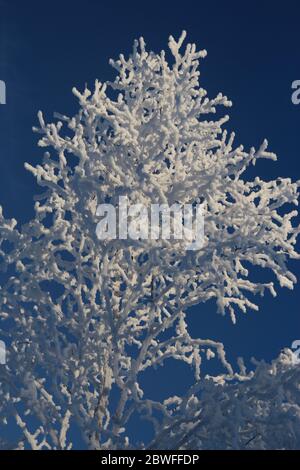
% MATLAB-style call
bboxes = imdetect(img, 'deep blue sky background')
[0,0,300,447]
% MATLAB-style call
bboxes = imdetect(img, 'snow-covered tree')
[0,32,299,450]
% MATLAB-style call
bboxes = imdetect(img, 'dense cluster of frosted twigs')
[0,32,299,449]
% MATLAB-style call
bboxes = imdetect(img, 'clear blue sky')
[0,0,299,447]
